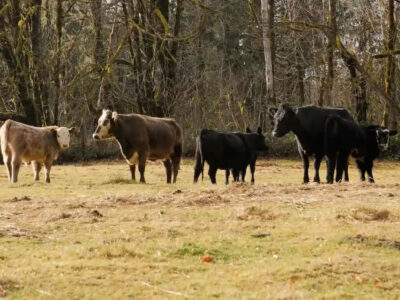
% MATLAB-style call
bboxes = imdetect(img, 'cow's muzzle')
[93,134,100,140]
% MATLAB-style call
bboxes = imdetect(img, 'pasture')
[0,158,400,298]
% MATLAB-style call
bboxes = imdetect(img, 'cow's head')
[247,127,268,151]
[376,127,397,151]
[272,104,296,137]
[53,127,76,149]
[93,109,115,140]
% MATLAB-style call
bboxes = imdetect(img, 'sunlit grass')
[0,158,400,298]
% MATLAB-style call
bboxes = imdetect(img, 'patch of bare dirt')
[352,207,391,221]
[8,196,31,203]
[349,234,400,251]
[237,206,278,221]
[0,224,38,239]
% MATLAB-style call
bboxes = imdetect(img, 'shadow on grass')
[102,178,137,185]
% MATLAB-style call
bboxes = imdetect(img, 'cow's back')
[200,130,246,169]
[296,106,353,137]
[1,120,58,162]
[116,114,182,159]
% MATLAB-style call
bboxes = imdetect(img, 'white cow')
[0,120,76,183]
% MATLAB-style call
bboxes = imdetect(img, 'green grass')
[1,158,400,298]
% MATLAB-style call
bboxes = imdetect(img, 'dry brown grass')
[0,158,400,298]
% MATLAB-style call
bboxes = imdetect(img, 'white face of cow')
[56,127,72,149]
[93,109,114,140]
[376,128,398,151]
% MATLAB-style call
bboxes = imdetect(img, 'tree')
[260,0,275,129]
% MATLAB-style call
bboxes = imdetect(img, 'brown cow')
[0,120,76,183]
[92,109,183,183]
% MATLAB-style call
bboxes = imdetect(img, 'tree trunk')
[325,0,336,106]
[91,0,111,109]
[329,0,366,122]
[260,0,275,105]
[54,0,62,125]
[383,0,397,129]
[30,0,49,125]
[0,1,38,125]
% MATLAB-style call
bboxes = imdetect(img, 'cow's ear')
[68,127,77,135]
[389,130,398,136]
[257,127,262,135]
[50,128,57,137]
[268,107,277,118]
[246,127,252,133]
[112,111,118,121]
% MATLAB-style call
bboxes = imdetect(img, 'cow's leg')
[138,154,146,183]
[241,167,246,182]
[343,159,349,182]
[129,165,136,181]
[365,160,375,183]
[208,165,217,184]
[44,160,52,183]
[335,151,349,183]
[326,153,336,184]
[171,146,181,183]
[300,152,309,184]
[225,169,230,184]
[32,161,42,181]
[313,154,323,183]
[3,154,12,183]
[163,159,172,184]
[250,161,256,185]
[11,156,21,183]
[356,160,366,181]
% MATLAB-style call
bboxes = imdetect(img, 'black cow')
[270,104,353,184]
[194,127,267,184]
[237,127,269,184]
[325,115,397,183]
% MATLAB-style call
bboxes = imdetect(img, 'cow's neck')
[291,118,311,146]
[111,118,124,145]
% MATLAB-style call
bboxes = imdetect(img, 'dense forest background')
[0,0,400,159]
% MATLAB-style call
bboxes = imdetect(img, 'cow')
[92,109,183,184]
[237,127,269,184]
[270,104,354,184]
[0,119,76,183]
[193,127,267,184]
[325,115,397,183]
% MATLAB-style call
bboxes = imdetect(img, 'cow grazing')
[270,104,353,184]
[325,115,397,183]
[0,119,76,183]
[193,127,267,184]
[92,109,183,183]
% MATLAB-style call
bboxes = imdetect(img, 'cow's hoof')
[368,178,375,183]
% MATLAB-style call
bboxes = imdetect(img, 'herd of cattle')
[0,105,397,185]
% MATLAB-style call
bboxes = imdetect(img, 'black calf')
[325,115,397,183]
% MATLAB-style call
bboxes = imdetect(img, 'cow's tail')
[0,120,11,158]
[325,115,342,154]
[194,134,204,182]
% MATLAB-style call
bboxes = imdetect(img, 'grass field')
[1,158,400,299]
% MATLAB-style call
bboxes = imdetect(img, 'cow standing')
[236,127,268,184]
[194,127,267,184]
[0,120,76,183]
[270,104,354,184]
[92,109,182,183]
[325,115,397,183]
